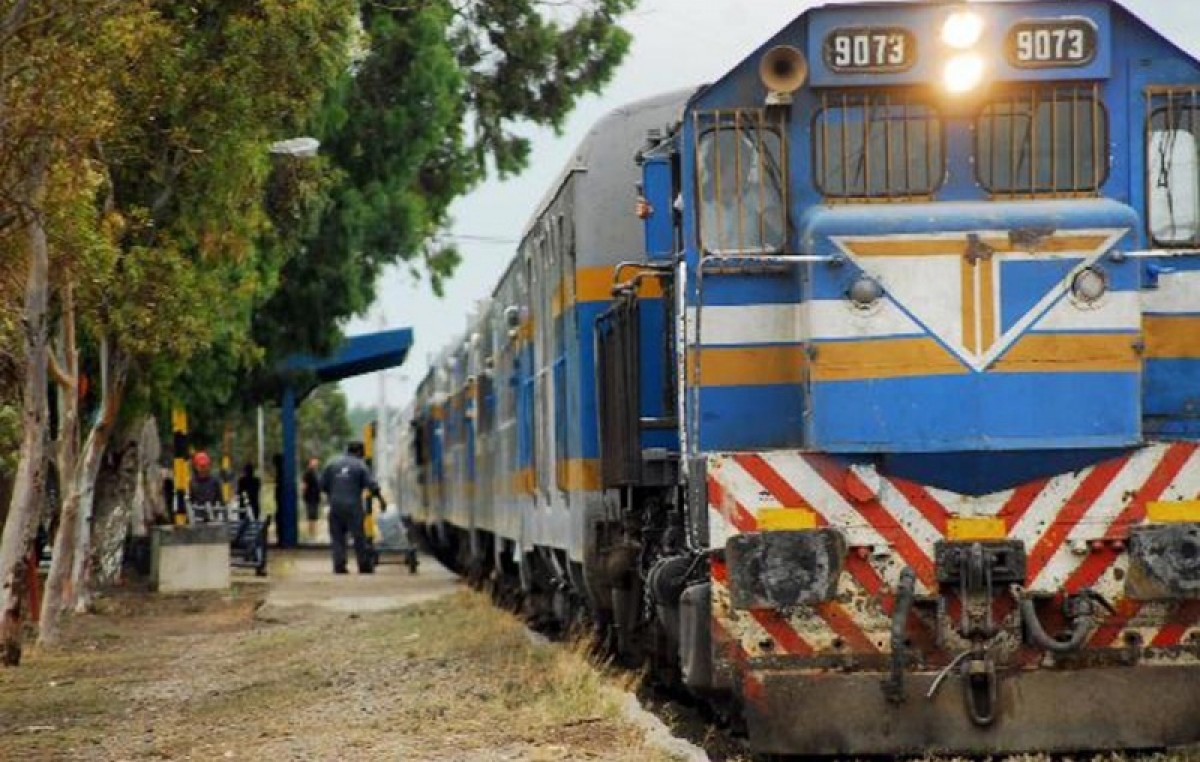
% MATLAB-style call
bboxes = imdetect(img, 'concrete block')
[151,525,230,593]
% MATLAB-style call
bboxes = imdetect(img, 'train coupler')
[935,539,1026,639]
[962,650,998,726]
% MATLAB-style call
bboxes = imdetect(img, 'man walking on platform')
[320,441,382,574]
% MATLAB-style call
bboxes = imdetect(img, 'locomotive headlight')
[848,276,884,308]
[942,10,985,50]
[944,53,986,94]
[1071,266,1109,304]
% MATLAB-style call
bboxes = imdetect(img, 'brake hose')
[1014,588,1096,654]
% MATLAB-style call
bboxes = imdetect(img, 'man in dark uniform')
[320,441,382,574]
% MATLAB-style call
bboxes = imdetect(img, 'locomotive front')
[642,0,1200,753]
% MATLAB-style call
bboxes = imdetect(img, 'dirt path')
[0,551,683,761]
[263,548,459,613]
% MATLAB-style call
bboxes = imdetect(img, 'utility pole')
[376,310,390,499]
[256,405,265,478]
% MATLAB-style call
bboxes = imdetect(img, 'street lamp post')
[268,135,319,547]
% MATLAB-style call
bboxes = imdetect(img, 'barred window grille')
[694,109,788,254]
[1147,87,1200,246]
[977,83,1107,197]
[814,91,943,200]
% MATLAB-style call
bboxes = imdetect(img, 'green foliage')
[0,403,17,477]
[297,385,353,464]
[456,0,638,175]
[221,385,352,471]
[0,0,638,466]
[101,0,358,417]
[250,0,638,369]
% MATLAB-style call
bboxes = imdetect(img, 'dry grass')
[5,581,1197,762]
[0,586,679,761]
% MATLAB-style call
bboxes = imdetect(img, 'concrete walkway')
[261,548,460,614]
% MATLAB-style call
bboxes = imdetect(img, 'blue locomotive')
[398,0,1200,754]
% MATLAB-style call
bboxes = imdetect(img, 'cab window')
[977,84,1107,196]
[813,91,943,200]
[1148,93,1200,246]
[696,112,786,254]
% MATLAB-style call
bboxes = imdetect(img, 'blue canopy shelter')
[278,328,413,547]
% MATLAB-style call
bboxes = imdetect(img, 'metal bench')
[187,501,271,577]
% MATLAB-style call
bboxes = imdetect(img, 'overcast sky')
[340,0,1200,410]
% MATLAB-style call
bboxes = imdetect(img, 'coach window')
[1148,90,1200,246]
[696,112,786,254]
[814,92,943,200]
[977,84,1107,197]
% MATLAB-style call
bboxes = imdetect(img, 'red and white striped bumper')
[707,443,1200,660]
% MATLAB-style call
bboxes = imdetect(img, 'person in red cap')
[188,451,223,506]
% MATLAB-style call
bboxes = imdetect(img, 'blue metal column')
[279,385,299,547]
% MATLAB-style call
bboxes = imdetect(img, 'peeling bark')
[38,283,80,647]
[70,340,127,614]
[0,152,50,666]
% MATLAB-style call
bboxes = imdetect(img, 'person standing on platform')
[301,457,322,541]
[188,452,222,506]
[237,463,262,519]
[320,442,382,574]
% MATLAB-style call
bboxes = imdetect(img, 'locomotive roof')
[690,0,1200,111]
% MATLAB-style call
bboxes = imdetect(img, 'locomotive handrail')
[701,252,840,266]
[611,260,674,295]
[1114,249,1200,258]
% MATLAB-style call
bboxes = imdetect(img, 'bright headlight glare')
[942,10,985,49]
[944,53,986,94]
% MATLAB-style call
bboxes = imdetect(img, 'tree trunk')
[90,437,136,589]
[133,417,163,536]
[0,153,50,666]
[38,285,80,647]
[70,339,127,614]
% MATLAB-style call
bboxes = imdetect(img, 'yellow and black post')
[363,420,376,471]
[362,420,379,544]
[220,423,234,504]
[172,408,190,524]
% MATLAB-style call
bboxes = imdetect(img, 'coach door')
[533,226,558,505]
